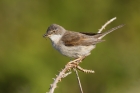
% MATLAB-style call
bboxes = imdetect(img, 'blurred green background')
[0,0,140,93]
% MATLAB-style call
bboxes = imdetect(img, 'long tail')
[96,24,125,39]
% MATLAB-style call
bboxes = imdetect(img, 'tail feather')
[97,24,125,39]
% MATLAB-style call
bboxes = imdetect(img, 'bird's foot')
[67,56,86,68]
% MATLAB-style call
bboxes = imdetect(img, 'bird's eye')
[52,30,56,33]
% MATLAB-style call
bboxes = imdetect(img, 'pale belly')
[52,43,95,58]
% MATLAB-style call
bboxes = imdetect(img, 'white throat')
[49,35,62,44]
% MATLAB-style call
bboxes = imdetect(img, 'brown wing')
[61,31,103,46]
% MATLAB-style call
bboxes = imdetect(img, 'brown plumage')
[61,24,124,46]
[61,31,103,46]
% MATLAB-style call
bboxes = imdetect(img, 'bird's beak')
[43,33,50,38]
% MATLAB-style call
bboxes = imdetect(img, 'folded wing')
[61,31,103,46]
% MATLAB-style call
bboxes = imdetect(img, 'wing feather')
[61,31,103,46]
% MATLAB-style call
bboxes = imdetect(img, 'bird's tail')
[96,24,125,39]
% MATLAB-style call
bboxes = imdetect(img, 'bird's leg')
[71,56,95,74]
[67,56,86,69]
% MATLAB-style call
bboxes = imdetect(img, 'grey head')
[43,24,66,37]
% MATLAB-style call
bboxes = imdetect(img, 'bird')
[43,24,124,60]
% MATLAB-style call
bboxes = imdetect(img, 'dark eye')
[52,30,56,33]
